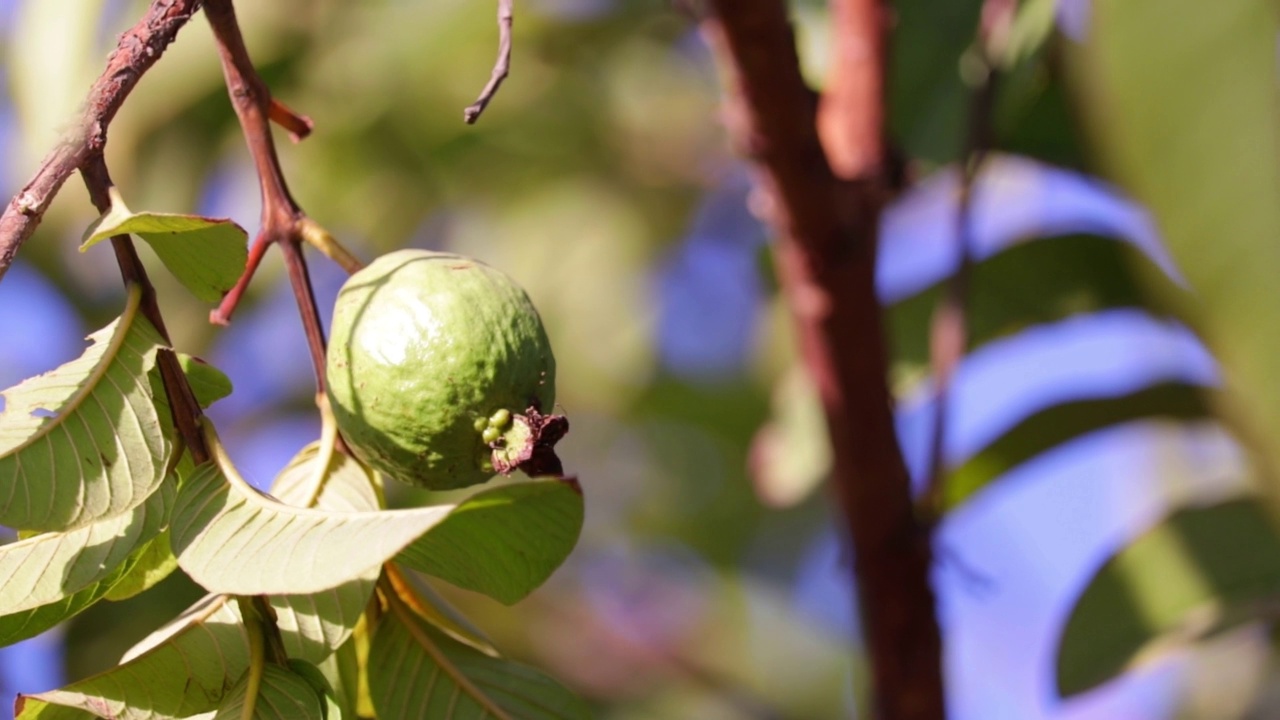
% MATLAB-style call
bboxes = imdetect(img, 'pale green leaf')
[268,442,379,663]
[171,460,453,595]
[102,530,178,602]
[370,603,591,720]
[0,542,142,647]
[0,287,171,531]
[82,190,248,303]
[212,664,325,720]
[16,594,248,720]
[178,354,233,409]
[0,480,172,617]
[1056,498,1280,696]
[395,478,584,605]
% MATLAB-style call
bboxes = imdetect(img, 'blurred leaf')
[212,664,325,720]
[889,0,983,163]
[1000,0,1057,68]
[1072,1,1280,484]
[370,601,591,720]
[268,442,379,663]
[82,188,248,303]
[1056,498,1280,697]
[102,531,178,602]
[749,366,831,508]
[394,478,584,605]
[0,480,172,618]
[178,354,233,409]
[291,655,349,720]
[0,287,170,532]
[946,382,1213,507]
[889,235,1163,366]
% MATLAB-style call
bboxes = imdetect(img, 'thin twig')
[463,0,513,124]
[702,1,944,717]
[0,0,204,285]
[919,0,1015,522]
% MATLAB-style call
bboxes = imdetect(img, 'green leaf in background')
[314,640,360,720]
[212,664,325,720]
[16,594,248,720]
[945,382,1214,508]
[889,0,983,164]
[177,353,233,409]
[888,235,1170,369]
[0,480,172,618]
[1069,0,1280,494]
[1056,498,1280,697]
[81,187,248,303]
[386,565,498,657]
[267,442,380,663]
[394,478,584,605]
[0,286,171,532]
[370,599,592,720]
[748,366,831,509]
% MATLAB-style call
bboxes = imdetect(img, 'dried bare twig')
[464,0,514,124]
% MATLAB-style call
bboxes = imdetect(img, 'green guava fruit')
[325,249,566,489]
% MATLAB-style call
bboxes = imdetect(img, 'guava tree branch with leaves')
[0,0,587,718]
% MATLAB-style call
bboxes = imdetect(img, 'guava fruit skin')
[325,249,556,489]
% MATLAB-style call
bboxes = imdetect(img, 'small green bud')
[482,426,501,444]
[489,408,512,428]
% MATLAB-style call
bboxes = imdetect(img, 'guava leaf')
[0,533,153,647]
[170,458,451,595]
[1072,0,1280,488]
[370,603,592,720]
[173,459,581,601]
[0,480,172,617]
[267,442,379,663]
[102,529,178,602]
[313,640,359,720]
[0,288,171,531]
[177,354,233,409]
[16,574,367,720]
[212,664,325,720]
[1056,498,1280,697]
[287,658,346,720]
[395,478,584,605]
[16,594,248,720]
[387,565,498,656]
[82,192,248,303]
[945,382,1212,508]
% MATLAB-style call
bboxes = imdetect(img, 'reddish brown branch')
[704,1,944,718]
[0,0,204,285]
[463,0,514,124]
[204,0,331,393]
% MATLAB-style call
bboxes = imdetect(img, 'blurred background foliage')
[1,0,1278,718]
